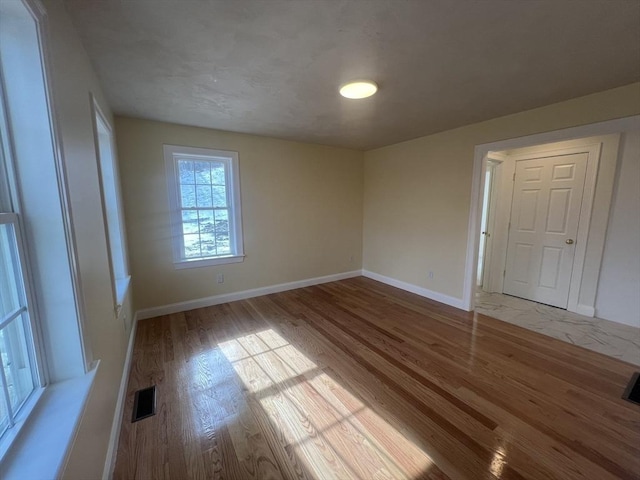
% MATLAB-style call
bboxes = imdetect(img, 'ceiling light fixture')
[339,80,378,99]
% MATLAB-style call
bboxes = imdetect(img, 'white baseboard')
[102,314,138,480]
[135,270,363,321]
[574,304,595,317]
[362,270,466,310]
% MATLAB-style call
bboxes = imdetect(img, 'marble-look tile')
[475,291,640,366]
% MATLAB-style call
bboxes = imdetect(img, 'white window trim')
[24,0,92,372]
[164,144,245,269]
[0,0,100,475]
[89,94,131,312]
[0,26,47,391]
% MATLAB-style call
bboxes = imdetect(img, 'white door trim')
[462,115,640,312]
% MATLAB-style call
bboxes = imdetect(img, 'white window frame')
[164,145,244,269]
[90,95,130,315]
[0,213,43,448]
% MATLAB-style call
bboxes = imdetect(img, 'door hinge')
[503,269,506,277]
[513,173,516,181]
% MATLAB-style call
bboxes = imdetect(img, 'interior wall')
[41,1,134,478]
[115,116,364,311]
[595,131,640,327]
[363,83,640,302]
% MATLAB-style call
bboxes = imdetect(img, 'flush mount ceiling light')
[339,80,378,99]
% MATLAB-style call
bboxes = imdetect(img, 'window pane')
[200,231,216,257]
[194,161,211,184]
[0,223,21,317]
[214,210,230,255]
[178,160,194,184]
[196,185,212,207]
[198,210,214,233]
[216,231,230,255]
[0,314,34,412]
[198,210,215,258]
[181,211,198,234]
[183,234,201,258]
[214,209,229,232]
[0,384,8,436]
[180,184,196,208]
[211,163,225,185]
[212,186,227,208]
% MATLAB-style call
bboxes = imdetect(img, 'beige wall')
[363,83,640,300]
[115,117,364,310]
[41,1,134,478]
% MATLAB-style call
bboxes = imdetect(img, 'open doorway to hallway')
[464,116,640,362]
[475,139,603,311]
[473,133,624,314]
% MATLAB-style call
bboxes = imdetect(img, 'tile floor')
[475,290,640,366]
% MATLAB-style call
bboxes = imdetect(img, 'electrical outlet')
[216,273,224,284]
[428,271,434,279]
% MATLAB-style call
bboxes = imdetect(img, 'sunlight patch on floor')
[218,328,434,479]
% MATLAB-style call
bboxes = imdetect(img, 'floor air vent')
[132,386,156,422]
[622,372,640,405]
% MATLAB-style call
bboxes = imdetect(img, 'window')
[91,97,130,311]
[164,145,244,268]
[0,78,42,448]
[0,214,39,439]
[0,0,96,471]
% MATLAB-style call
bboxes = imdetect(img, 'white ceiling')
[64,0,640,150]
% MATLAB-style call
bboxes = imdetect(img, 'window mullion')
[197,209,203,258]
[0,306,26,330]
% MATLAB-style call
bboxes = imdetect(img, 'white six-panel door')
[503,153,588,308]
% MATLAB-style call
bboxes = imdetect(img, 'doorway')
[462,117,637,315]
[477,141,602,310]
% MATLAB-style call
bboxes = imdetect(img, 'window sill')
[174,254,245,269]
[0,362,99,480]
[115,275,131,307]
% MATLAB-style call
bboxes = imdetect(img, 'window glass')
[0,218,37,438]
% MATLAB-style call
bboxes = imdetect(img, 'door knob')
[565,239,574,245]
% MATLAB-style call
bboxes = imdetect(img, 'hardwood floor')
[113,277,640,479]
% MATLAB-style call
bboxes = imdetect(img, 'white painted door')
[503,153,588,308]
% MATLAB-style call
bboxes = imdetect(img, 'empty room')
[0,0,639,479]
